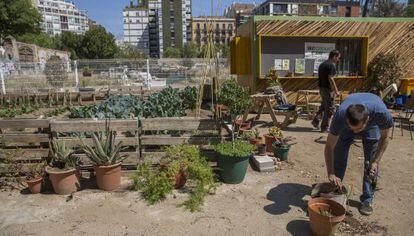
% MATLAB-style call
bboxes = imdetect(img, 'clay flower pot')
[264,134,278,153]
[93,163,122,191]
[174,169,188,189]
[46,167,81,195]
[249,136,264,146]
[308,197,346,236]
[25,177,43,194]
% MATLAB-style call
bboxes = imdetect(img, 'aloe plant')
[80,131,127,166]
[49,140,79,169]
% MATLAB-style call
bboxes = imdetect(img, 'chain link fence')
[0,58,230,94]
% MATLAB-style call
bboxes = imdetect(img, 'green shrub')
[214,140,255,158]
[179,86,197,110]
[367,53,403,91]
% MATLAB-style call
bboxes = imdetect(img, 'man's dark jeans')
[334,125,380,204]
[312,87,335,131]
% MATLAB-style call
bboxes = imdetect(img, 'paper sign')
[305,42,335,60]
[282,59,290,70]
[274,59,282,70]
[295,59,305,74]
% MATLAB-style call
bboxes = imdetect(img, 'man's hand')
[369,162,378,179]
[328,174,342,187]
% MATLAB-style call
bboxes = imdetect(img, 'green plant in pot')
[272,136,296,161]
[46,140,81,195]
[23,162,46,194]
[214,140,255,184]
[133,145,216,212]
[80,130,128,191]
[264,126,283,153]
[82,66,92,77]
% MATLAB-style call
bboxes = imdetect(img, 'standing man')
[324,93,393,216]
[312,50,341,132]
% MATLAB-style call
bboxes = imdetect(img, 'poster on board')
[282,59,290,70]
[274,59,282,70]
[305,42,335,60]
[295,59,305,74]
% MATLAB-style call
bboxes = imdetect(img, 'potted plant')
[24,162,45,194]
[133,145,216,212]
[214,140,255,184]
[264,126,283,153]
[46,140,81,195]
[272,136,296,161]
[308,197,346,236]
[80,130,127,191]
[82,66,92,77]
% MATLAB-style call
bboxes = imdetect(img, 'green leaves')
[179,86,198,110]
[367,53,403,91]
[69,87,189,119]
[49,140,79,169]
[218,79,252,118]
[214,140,255,158]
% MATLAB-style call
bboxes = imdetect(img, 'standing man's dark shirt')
[318,61,337,90]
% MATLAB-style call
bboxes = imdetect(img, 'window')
[273,4,288,14]
[345,6,351,17]
[197,23,200,29]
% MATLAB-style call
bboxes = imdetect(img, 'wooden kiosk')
[231,16,414,104]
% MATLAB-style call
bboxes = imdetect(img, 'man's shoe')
[311,119,319,129]
[359,201,373,216]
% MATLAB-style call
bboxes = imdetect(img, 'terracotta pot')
[264,134,277,153]
[46,167,81,195]
[26,177,43,194]
[249,136,264,146]
[308,197,346,236]
[94,163,121,191]
[174,169,188,189]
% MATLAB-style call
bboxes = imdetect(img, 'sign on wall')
[304,42,336,60]
[295,59,305,74]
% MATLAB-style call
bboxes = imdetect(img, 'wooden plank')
[76,152,140,165]
[141,135,221,145]
[59,137,139,147]
[1,133,49,144]
[0,149,49,161]
[50,119,138,132]
[141,118,219,131]
[0,119,50,129]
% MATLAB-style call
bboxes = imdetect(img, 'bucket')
[308,197,346,236]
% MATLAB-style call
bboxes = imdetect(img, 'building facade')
[31,0,90,35]
[253,0,360,17]
[192,17,235,47]
[123,0,191,58]
[224,3,256,33]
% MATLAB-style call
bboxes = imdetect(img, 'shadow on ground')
[286,219,311,236]
[264,183,312,215]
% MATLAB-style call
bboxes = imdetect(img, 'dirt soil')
[1,116,413,236]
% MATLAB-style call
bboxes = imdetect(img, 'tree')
[407,0,414,16]
[163,46,181,58]
[16,33,59,49]
[116,44,147,59]
[80,26,118,59]
[367,53,403,92]
[371,0,406,17]
[182,43,199,58]
[0,0,42,40]
[58,31,84,59]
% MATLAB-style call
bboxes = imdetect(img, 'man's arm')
[370,128,391,177]
[325,133,342,186]
[329,76,339,96]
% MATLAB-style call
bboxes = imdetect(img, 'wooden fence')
[0,117,221,174]
[0,86,160,108]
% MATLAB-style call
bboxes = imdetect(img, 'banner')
[304,42,335,60]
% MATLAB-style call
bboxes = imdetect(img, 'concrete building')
[123,0,191,58]
[31,0,90,35]
[224,3,256,33]
[253,0,360,17]
[192,17,235,47]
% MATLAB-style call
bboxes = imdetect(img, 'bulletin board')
[259,36,365,78]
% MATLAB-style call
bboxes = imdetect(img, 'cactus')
[80,130,127,166]
[49,140,79,169]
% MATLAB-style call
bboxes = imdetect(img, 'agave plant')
[49,140,79,169]
[80,131,127,166]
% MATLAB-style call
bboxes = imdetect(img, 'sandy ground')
[1,116,413,236]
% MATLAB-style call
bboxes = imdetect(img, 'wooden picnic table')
[295,89,344,115]
[242,93,301,128]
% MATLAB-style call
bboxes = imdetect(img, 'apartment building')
[192,17,235,47]
[31,0,90,35]
[224,3,256,33]
[253,0,360,17]
[123,0,191,58]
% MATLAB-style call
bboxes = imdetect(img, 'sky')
[71,0,255,38]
